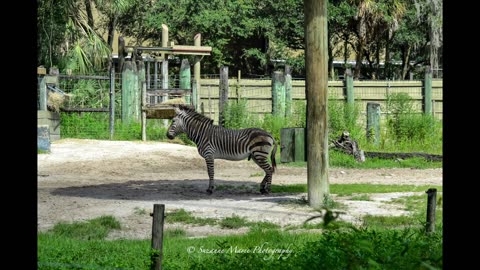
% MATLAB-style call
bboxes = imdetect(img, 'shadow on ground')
[50,179,297,201]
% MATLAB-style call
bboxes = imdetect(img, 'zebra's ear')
[172,104,182,114]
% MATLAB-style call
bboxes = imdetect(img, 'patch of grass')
[362,215,419,229]
[164,228,187,238]
[48,215,121,240]
[166,209,217,226]
[219,215,250,229]
[281,151,442,169]
[38,149,49,154]
[271,184,307,193]
[249,221,281,231]
[133,207,147,215]
[349,194,371,201]
[39,219,442,270]
[271,183,442,196]
[249,172,263,177]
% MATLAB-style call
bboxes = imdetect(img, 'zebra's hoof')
[260,188,270,195]
[206,188,214,194]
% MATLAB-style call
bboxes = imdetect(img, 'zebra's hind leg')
[205,157,215,194]
[252,156,273,194]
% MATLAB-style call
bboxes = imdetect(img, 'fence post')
[219,66,229,127]
[146,61,151,89]
[136,58,145,122]
[109,65,115,139]
[366,102,381,145]
[272,70,286,117]
[161,24,169,127]
[345,68,354,105]
[150,204,165,270]
[192,79,198,110]
[194,33,202,110]
[426,188,437,233]
[180,59,191,105]
[38,72,47,111]
[142,81,147,141]
[121,60,135,123]
[285,65,292,117]
[236,70,241,103]
[423,66,432,115]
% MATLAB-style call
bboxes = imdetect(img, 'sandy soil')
[37,139,442,239]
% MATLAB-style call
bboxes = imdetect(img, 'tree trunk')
[343,33,349,67]
[84,0,94,29]
[401,45,411,79]
[328,31,334,79]
[107,16,117,50]
[304,0,330,208]
[354,43,364,79]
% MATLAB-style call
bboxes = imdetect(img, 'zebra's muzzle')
[167,132,175,139]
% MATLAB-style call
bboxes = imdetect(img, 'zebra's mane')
[176,104,214,125]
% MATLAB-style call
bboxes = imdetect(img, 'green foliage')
[328,100,364,142]
[385,93,442,151]
[166,209,217,226]
[48,216,120,241]
[164,228,187,238]
[219,215,250,229]
[38,234,153,269]
[271,183,442,196]
[223,99,257,129]
[60,113,188,142]
[328,150,442,169]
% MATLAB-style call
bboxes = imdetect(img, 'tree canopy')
[37,0,442,79]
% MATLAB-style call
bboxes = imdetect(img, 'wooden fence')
[198,73,443,124]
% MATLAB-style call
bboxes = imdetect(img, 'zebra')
[166,104,277,194]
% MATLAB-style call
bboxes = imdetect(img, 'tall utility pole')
[304,0,330,208]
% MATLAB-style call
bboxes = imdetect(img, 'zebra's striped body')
[167,105,277,194]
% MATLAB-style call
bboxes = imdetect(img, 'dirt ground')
[37,139,442,239]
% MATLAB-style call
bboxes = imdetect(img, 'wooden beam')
[305,0,330,208]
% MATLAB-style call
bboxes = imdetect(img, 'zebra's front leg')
[205,157,215,194]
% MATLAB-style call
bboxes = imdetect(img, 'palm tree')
[38,0,111,74]
[94,0,135,49]
[414,0,442,77]
[349,0,406,79]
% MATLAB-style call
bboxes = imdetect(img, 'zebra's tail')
[271,140,278,173]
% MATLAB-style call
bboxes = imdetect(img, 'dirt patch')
[38,139,442,239]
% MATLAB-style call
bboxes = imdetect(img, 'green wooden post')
[305,0,330,208]
[272,71,286,117]
[180,59,191,105]
[38,75,47,111]
[194,33,201,110]
[423,66,432,115]
[121,60,135,123]
[219,66,229,126]
[345,68,354,105]
[366,102,381,145]
[192,79,198,110]
[285,65,293,117]
[280,128,295,163]
[294,128,306,162]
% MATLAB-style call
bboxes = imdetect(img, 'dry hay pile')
[160,98,187,105]
[47,92,73,112]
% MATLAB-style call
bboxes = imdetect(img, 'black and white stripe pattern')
[167,105,277,194]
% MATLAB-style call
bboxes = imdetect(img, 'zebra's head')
[166,105,186,139]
